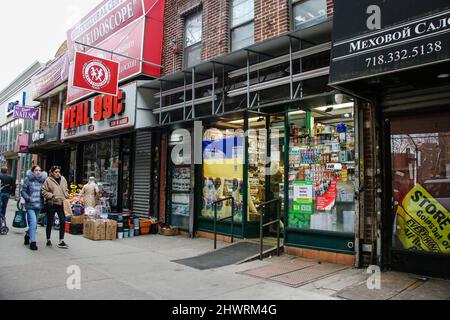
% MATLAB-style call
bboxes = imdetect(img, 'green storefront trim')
[192,109,358,255]
[285,227,355,254]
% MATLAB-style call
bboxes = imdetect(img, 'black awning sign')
[330,0,450,85]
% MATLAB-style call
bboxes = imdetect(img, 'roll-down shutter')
[133,131,152,216]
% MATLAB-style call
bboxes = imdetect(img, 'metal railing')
[213,196,235,250]
[258,198,282,260]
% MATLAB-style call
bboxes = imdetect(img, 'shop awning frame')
[138,18,334,127]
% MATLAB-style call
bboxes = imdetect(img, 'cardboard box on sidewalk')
[105,220,117,240]
[83,219,106,241]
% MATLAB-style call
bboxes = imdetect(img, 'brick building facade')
[155,0,382,268]
[162,0,335,75]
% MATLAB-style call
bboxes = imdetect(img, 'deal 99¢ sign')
[62,85,136,140]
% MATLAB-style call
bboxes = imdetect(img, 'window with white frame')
[292,0,327,30]
[231,0,254,51]
[184,11,203,68]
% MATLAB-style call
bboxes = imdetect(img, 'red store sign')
[64,90,126,130]
[62,83,136,140]
[66,0,165,105]
[72,52,120,96]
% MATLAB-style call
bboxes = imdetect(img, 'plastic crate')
[140,226,150,235]
[69,223,84,235]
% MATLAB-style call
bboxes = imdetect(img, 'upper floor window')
[292,0,327,30]
[185,11,203,68]
[231,0,254,51]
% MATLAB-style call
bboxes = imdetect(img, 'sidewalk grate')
[239,258,349,288]
[239,258,318,279]
[270,263,349,288]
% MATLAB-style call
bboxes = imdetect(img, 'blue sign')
[7,101,19,115]
[202,137,243,160]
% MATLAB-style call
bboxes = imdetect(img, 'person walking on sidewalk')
[21,166,47,251]
[80,177,100,208]
[42,166,69,249]
[0,167,16,225]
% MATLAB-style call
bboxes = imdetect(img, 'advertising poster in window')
[171,167,191,218]
[202,137,244,222]
[293,181,313,214]
[395,184,450,254]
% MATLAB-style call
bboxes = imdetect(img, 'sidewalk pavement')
[1,202,449,300]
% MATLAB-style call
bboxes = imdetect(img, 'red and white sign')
[62,83,137,140]
[72,52,119,96]
[66,0,165,105]
[316,182,338,211]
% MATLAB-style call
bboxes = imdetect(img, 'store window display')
[83,137,131,212]
[288,104,356,233]
[201,127,245,222]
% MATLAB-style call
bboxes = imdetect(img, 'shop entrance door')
[248,113,286,238]
[167,131,194,234]
[386,111,450,278]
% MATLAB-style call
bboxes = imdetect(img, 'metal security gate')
[380,85,450,279]
[132,131,152,216]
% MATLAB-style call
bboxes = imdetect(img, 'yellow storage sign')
[396,184,450,254]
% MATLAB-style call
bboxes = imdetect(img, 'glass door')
[248,113,268,225]
[389,111,450,277]
[269,114,286,235]
[244,111,286,237]
[168,130,193,231]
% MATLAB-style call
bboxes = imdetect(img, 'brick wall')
[163,0,335,76]
[202,0,230,60]
[254,0,289,43]
[327,0,334,17]
[162,0,187,75]
[162,0,230,76]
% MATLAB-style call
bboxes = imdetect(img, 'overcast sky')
[0,0,103,91]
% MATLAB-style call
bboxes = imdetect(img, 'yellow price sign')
[396,184,450,254]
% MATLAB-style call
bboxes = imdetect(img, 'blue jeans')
[27,209,40,242]
[0,193,10,222]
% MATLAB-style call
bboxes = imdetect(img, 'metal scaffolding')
[139,19,334,127]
